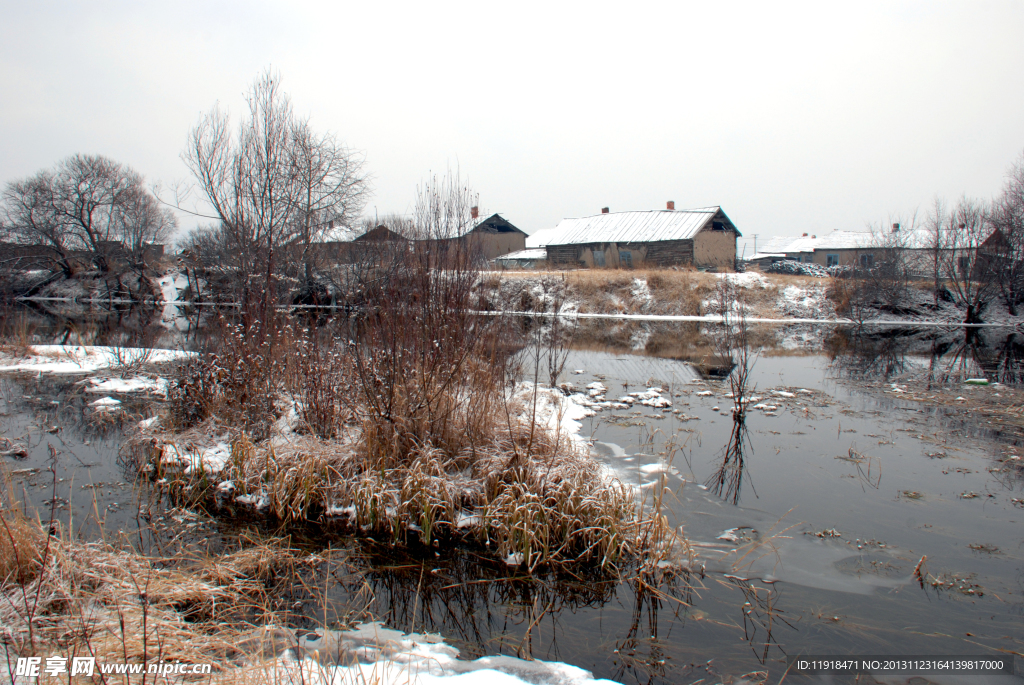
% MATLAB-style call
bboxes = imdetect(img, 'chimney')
[666,201,675,211]
[601,207,609,214]
[471,206,479,219]
[802,232,808,237]
[811,234,816,239]
[892,223,900,233]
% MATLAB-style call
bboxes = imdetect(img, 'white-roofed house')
[744,234,819,269]
[544,204,741,269]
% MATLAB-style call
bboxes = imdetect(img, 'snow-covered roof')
[745,252,788,261]
[316,225,359,243]
[543,207,737,246]
[525,227,559,248]
[495,248,547,261]
[812,230,875,250]
[753,235,818,254]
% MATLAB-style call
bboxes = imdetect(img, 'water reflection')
[705,421,753,505]
[827,326,1024,387]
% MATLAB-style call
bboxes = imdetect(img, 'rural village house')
[747,225,1006,278]
[530,204,740,269]
[444,209,527,260]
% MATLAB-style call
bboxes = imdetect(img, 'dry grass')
[493,269,797,318]
[0,511,45,585]
[0,527,299,670]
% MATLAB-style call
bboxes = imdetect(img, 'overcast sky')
[2,1,1023,246]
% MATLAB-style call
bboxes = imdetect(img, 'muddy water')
[2,312,1023,683]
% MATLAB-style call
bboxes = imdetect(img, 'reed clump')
[0,515,300,671]
[0,510,45,585]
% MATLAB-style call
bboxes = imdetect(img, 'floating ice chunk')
[717,528,741,543]
[772,390,796,398]
[90,396,121,407]
[640,463,670,474]
[696,391,714,397]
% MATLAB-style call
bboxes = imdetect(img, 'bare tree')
[1,155,174,275]
[926,197,947,303]
[288,119,368,282]
[937,197,995,324]
[182,69,368,309]
[861,213,917,313]
[988,151,1024,315]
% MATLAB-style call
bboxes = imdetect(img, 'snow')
[516,383,594,444]
[504,553,524,566]
[630,278,652,306]
[235,492,271,509]
[87,375,168,395]
[160,442,232,475]
[262,623,621,685]
[0,345,193,375]
[89,397,121,412]
[716,272,771,289]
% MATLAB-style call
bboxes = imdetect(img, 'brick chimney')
[471,206,479,219]
[601,207,609,214]
[802,232,808,237]
[892,223,900,233]
[667,201,675,211]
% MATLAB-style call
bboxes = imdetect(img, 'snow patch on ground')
[87,375,168,395]
[262,622,621,685]
[716,272,771,289]
[515,383,594,445]
[0,345,193,375]
[630,278,652,307]
[160,442,232,476]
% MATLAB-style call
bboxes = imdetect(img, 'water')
[2,307,1022,683]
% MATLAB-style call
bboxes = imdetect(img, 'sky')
[2,1,1023,248]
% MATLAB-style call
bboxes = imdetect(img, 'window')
[860,253,874,269]
[826,254,839,267]
[593,250,605,267]
[958,255,971,274]
[620,250,632,268]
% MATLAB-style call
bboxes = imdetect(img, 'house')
[448,209,527,260]
[494,248,548,269]
[744,234,818,269]
[543,204,740,269]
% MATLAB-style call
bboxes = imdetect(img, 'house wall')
[693,229,737,269]
[470,232,525,260]
[810,248,869,267]
[547,240,695,268]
